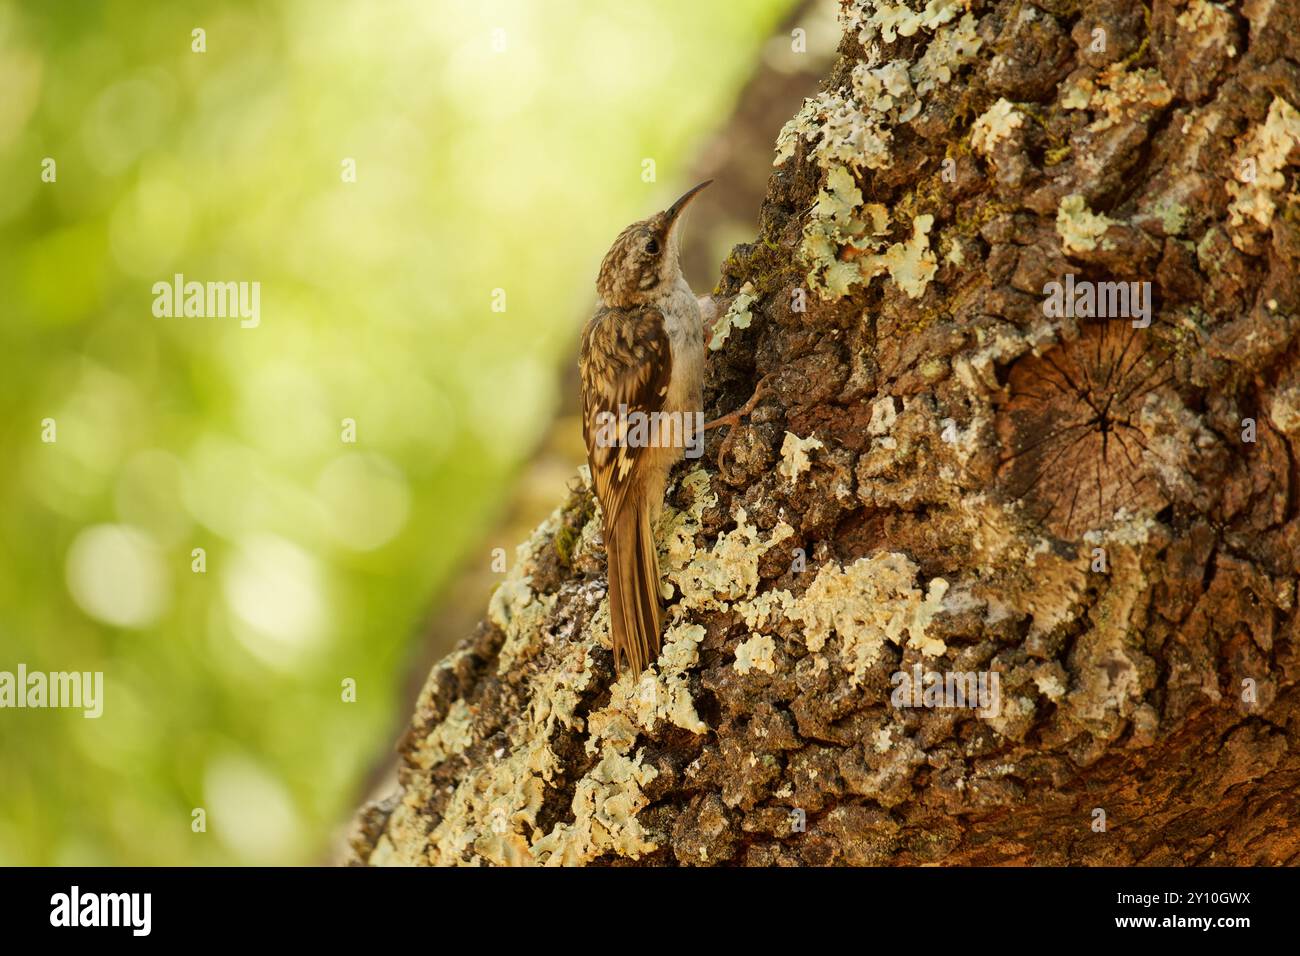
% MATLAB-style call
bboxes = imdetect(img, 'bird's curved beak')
[663,179,713,230]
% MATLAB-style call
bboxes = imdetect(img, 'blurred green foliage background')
[0,0,795,864]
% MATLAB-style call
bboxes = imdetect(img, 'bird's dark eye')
[644,237,659,255]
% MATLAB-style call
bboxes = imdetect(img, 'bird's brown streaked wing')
[578,304,673,524]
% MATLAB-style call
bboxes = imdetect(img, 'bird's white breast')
[660,275,704,416]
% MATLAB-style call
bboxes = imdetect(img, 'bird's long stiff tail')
[605,499,664,676]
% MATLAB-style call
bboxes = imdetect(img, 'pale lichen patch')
[412,698,474,770]
[868,396,899,435]
[1081,66,1173,132]
[1226,96,1300,247]
[1055,537,1155,748]
[588,622,709,739]
[1145,196,1188,235]
[1176,0,1231,32]
[984,695,1036,739]
[942,235,966,266]
[660,468,717,578]
[528,646,596,736]
[801,150,940,298]
[1175,0,1236,63]
[1269,385,1300,436]
[782,553,950,684]
[1032,665,1069,702]
[734,634,777,675]
[877,214,939,298]
[426,611,699,865]
[842,0,964,45]
[531,748,659,866]
[852,60,918,116]
[970,98,1023,157]
[494,587,557,675]
[735,588,787,632]
[776,3,978,169]
[911,12,982,94]
[709,281,757,351]
[490,505,563,674]
[397,485,685,867]
[1061,77,1094,111]
[1056,193,1117,254]
[778,4,973,301]
[774,89,895,171]
[777,431,825,483]
[423,732,555,866]
[665,508,795,615]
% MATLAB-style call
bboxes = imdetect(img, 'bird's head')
[595,180,711,308]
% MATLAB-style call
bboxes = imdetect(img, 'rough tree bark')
[347,0,1300,866]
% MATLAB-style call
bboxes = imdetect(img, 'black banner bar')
[0,866,1287,942]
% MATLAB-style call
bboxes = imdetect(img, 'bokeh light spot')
[315,452,410,551]
[222,534,328,667]
[65,524,168,628]
[203,753,304,863]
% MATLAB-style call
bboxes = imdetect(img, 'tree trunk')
[347,0,1300,866]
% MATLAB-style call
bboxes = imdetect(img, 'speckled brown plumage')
[580,182,710,675]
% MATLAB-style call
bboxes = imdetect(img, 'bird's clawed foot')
[705,373,774,432]
[704,374,775,469]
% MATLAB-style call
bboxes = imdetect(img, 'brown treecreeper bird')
[579,181,767,676]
